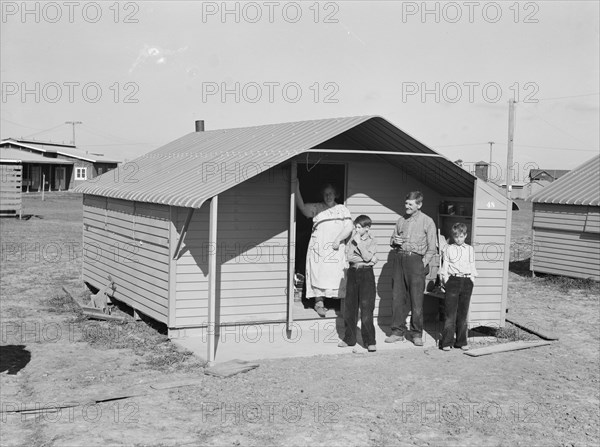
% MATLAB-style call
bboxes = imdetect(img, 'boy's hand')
[332,240,340,250]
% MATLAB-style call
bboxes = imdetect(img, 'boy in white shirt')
[439,223,478,351]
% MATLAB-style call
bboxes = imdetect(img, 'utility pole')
[488,141,494,180]
[65,121,82,146]
[506,99,516,198]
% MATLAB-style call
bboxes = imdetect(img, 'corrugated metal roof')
[0,140,120,163]
[73,116,476,209]
[529,169,570,180]
[528,154,600,206]
[0,147,73,164]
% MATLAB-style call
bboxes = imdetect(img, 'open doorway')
[294,163,346,311]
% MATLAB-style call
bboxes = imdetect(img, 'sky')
[1,0,599,183]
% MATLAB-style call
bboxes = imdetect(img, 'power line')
[23,123,66,139]
[80,123,149,145]
[0,117,45,131]
[519,103,595,148]
[515,144,598,152]
[433,143,487,148]
[65,121,82,146]
[536,92,600,101]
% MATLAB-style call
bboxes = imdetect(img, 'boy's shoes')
[412,336,424,347]
[384,334,403,343]
[459,345,469,351]
[352,346,367,354]
[314,305,327,317]
[442,346,451,351]
[367,345,377,352]
[338,341,351,348]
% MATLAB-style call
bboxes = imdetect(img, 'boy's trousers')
[343,266,376,346]
[441,276,473,348]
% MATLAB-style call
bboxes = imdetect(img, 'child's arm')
[439,246,449,284]
[469,245,478,281]
[356,235,378,264]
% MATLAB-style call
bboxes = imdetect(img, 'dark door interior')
[294,163,346,278]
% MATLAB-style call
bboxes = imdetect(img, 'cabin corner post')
[167,206,178,330]
[207,195,219,364]
[287,162,297,331]
[500,195,512,327]
[469,179,480,333]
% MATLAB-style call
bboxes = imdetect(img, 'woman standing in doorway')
[294,180,353,317]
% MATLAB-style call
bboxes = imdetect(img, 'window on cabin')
[75,167,87,180]
[583,208,600,234]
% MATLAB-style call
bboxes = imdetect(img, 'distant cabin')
[527,155,600,281]
[0,139,119,191]
[73,116,513,357]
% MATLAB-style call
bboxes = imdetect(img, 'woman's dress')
[305,203,352,299]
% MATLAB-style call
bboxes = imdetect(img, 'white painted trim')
[309,149,446,157]
[207,195,218,365]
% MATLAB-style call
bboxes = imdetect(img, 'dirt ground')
[1,194,599,447]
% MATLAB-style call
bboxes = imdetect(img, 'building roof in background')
[73,115,482,209]
[529,169,570,180]
[0,139,120,163]
[528,155,600,206]
[0,147,72,164]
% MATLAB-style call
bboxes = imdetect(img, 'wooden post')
[207,195,218,365]
[501,98,516,327]
[42,174,45,201]
[506,99,516,199]
[287,162,297,331]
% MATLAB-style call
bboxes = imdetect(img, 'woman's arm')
[294,180,314,219]
[332,217,354,250]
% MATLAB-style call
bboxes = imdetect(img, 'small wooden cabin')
[0,160,22,218]
[528,154,600,281]
[74,116,512,359]
[0,139,119,191]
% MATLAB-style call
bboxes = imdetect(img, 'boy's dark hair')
[452,222,468,236]
[405,191,424,205]
[354,215,372,227]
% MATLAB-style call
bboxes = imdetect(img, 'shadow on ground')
[0,345,31,375]
[509,258,532,277]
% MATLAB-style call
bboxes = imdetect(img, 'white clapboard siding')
[0,164,22,217]
[531,204,600,281]
[174,169,289,327]
[471,180,510,327]
[82,195,171,323]
[346,160,443,319]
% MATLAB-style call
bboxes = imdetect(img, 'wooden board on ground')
[150,379,205,390]
[204,359,260,378]
[464,340,554,357]
[82,307,130,322]
[505,317,559,341]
